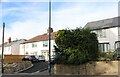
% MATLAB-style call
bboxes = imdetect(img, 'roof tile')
[22,32,57,44]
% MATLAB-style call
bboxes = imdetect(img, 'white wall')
[93,27,118,51]
[20,44,25,55]
[20,40,56,59]
[0,46,11,55]
[4,46,12,55]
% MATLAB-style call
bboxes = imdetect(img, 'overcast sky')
[0,0,119,43]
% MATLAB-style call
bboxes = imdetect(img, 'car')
[22,55,38,62]
[35,55,45,62]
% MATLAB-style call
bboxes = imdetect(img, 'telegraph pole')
[1,22,5,74]
[48,0,51,75]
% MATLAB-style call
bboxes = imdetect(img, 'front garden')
[53,27,119,64]
[52,27,120,75]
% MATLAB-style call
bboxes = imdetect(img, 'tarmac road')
[19,61,48,73]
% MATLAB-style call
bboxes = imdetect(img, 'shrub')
[54,28,98,65]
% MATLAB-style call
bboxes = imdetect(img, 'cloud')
[1,2,49,43]
[0,2,118,44]
[51,2,118,30]
[5,21,48,40]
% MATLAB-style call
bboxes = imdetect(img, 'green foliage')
[97,52,115,61]
[54,28,98,65]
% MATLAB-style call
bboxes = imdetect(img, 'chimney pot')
[8,37,11,43]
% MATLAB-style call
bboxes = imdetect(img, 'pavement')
[1,69,119,77]
[0,62,2,77]
[33,65,54,75]
[1,61,120,77]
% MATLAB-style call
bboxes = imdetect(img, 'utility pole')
[1,22,5,74]
[48,0,51,75]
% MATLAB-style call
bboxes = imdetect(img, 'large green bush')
[54,28,98,65]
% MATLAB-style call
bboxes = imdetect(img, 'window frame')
[43,41,48,47]
[32,43,37,48]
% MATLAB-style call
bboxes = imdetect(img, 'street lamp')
[48,0,52,75]
[1,22,5,74]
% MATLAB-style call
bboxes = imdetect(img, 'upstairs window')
[43,41,48,47]
[96,29,106,38]
[32,43,37,48]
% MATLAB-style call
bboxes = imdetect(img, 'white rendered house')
[20,31,57,61]
[0,37,26,55]
[84,17,120,52]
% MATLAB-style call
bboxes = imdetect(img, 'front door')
[42,50,49,61]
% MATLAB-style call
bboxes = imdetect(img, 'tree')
[54,28,98,65]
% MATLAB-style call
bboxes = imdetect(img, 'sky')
[0,0,119,44]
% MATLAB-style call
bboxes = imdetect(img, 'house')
[84,16,120,52]
[0,37,26,55]
[20,28,57,61]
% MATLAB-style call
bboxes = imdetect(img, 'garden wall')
[54,61,120,75]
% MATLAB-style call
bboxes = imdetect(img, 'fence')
[4,55,26,63]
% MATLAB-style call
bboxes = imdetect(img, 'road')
[20,61,48,73]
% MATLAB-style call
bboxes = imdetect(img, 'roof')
[84,16,120,30]
[22,32,57,44]
[0,39,27,47]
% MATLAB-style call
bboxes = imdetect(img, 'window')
[32,43,37,48]
[43,41,48,47]
[115,41,120,49]
[99,43,109,52]
[97,29,106,38]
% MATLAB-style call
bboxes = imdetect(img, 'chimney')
[47,27,53,33]
[8,37,11,43]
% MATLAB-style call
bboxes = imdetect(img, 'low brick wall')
[3,61,32,74]
[54,61,119,75]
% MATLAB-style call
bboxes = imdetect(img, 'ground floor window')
[98,43,109,52]
[115,41,120,49]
